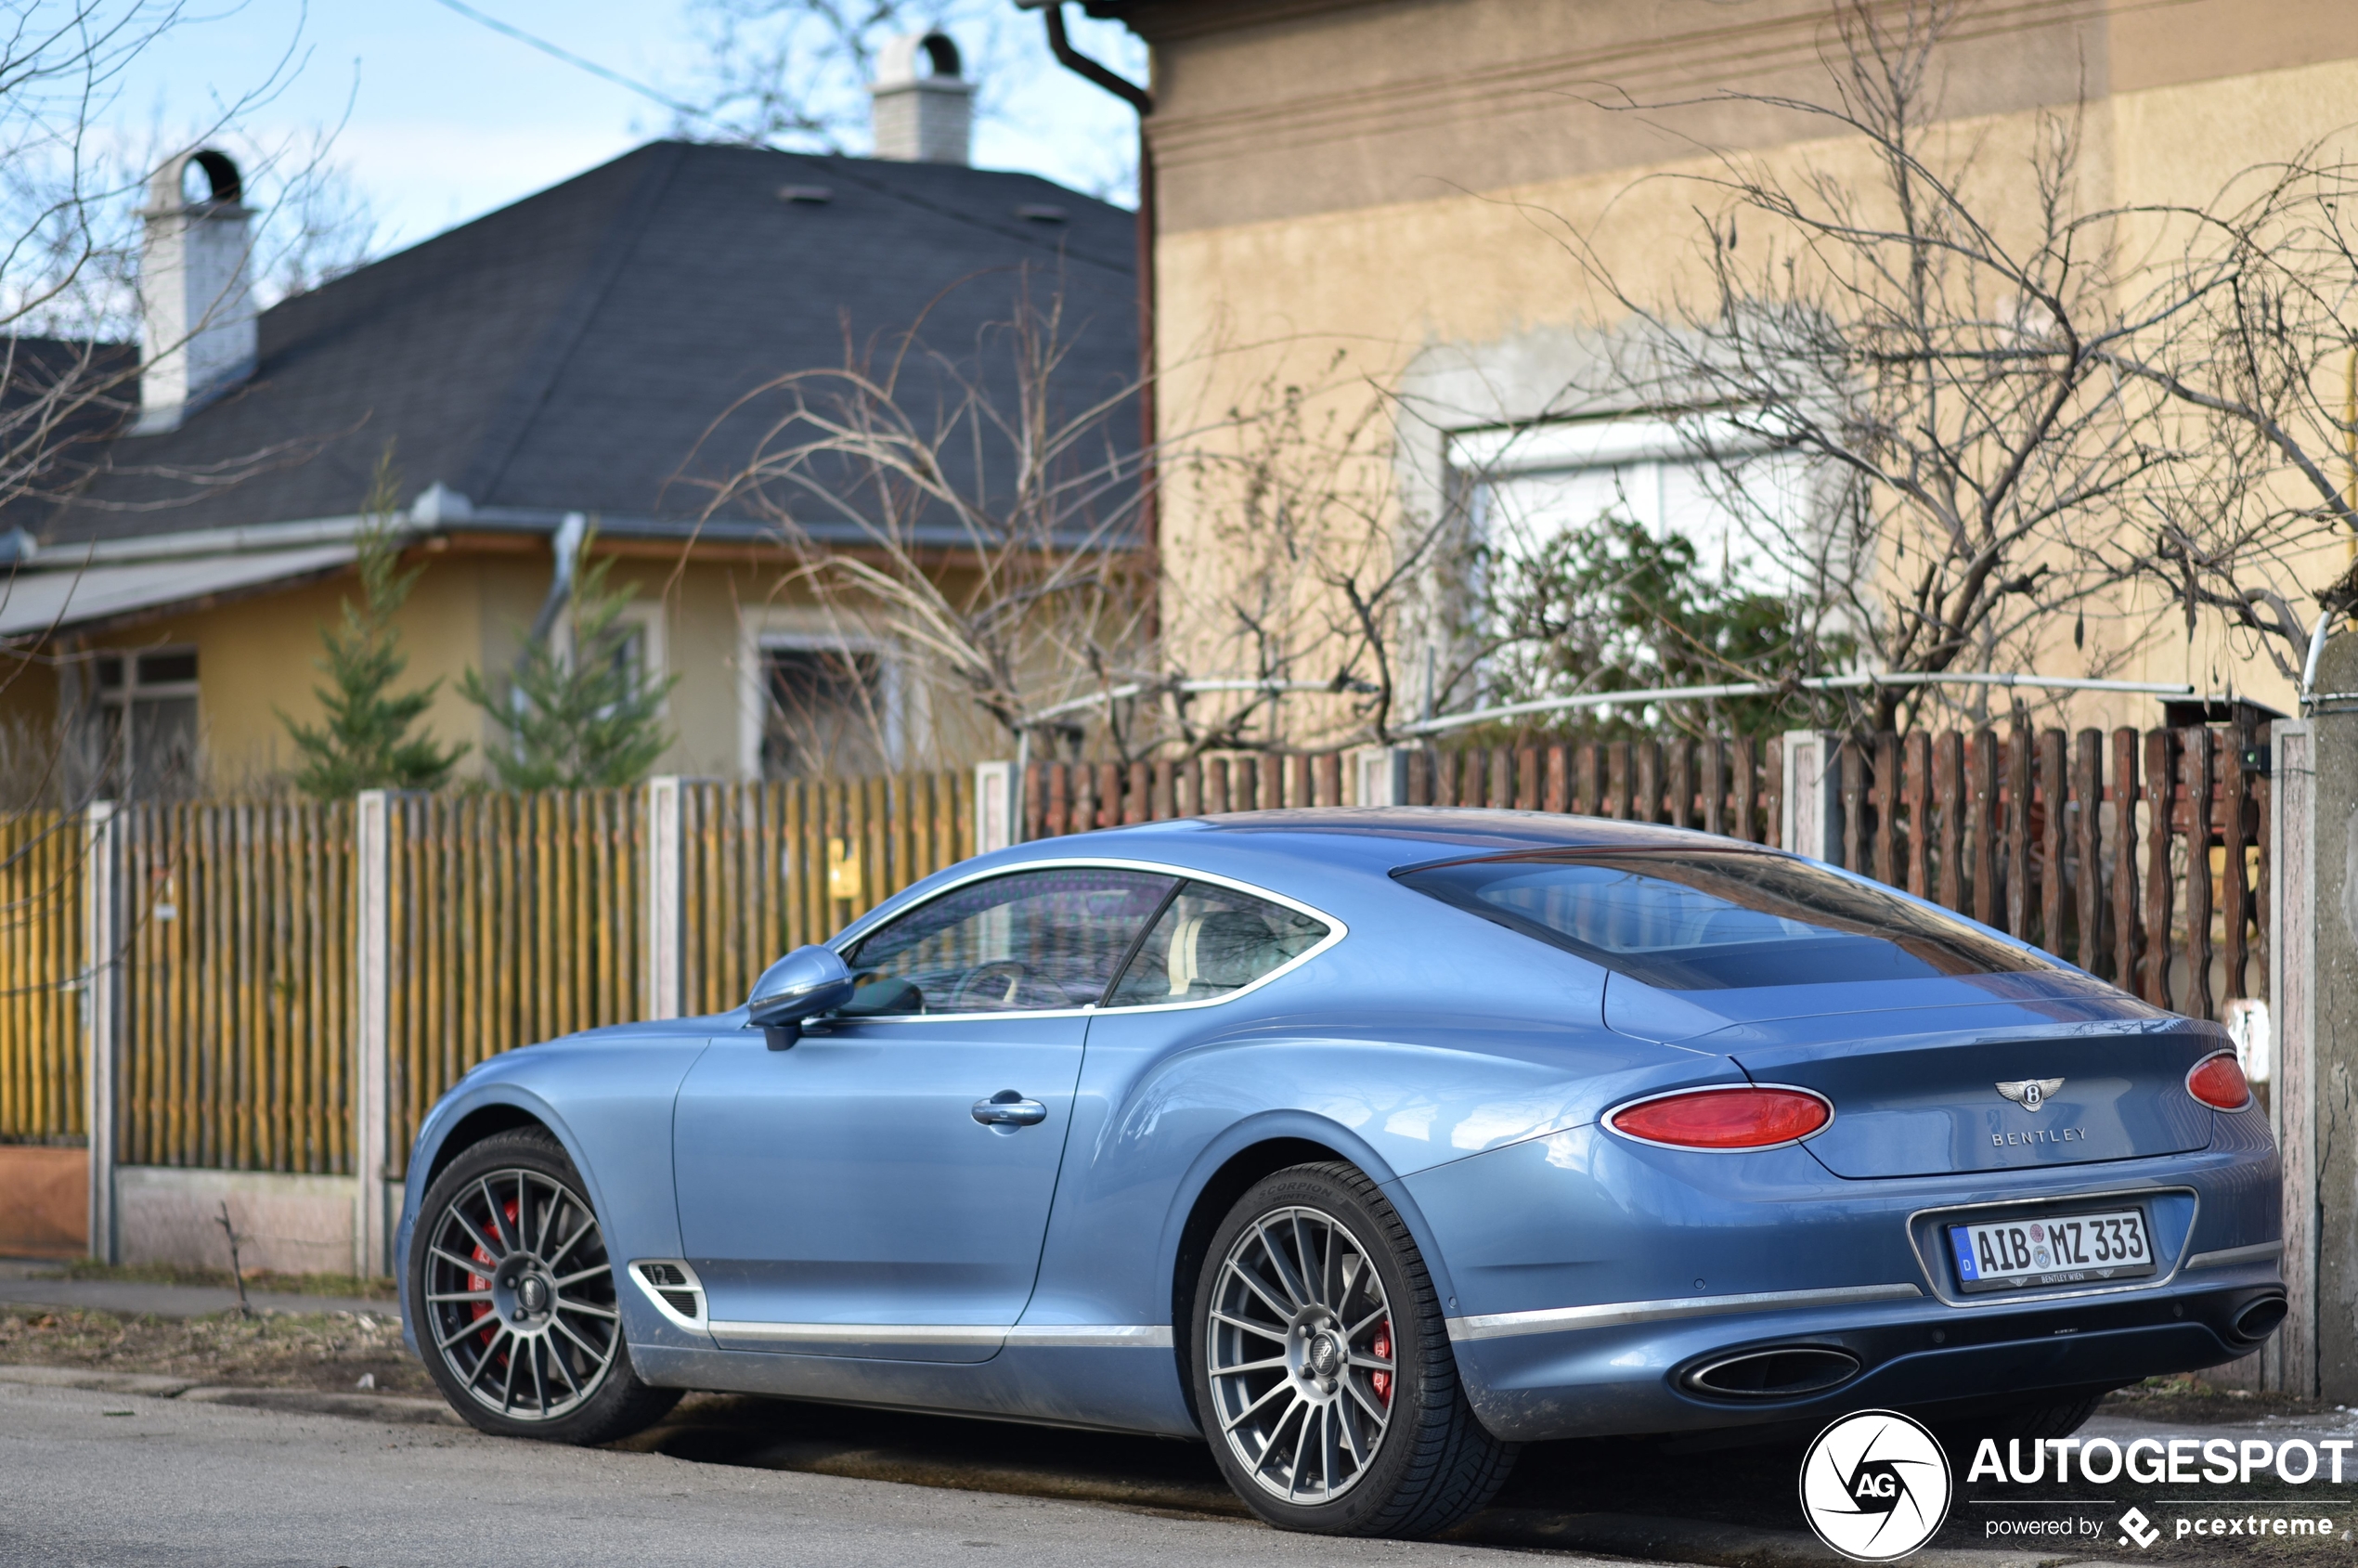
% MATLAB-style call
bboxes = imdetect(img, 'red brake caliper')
[1370,1319,1393,1405]
[466,1199,521,1347]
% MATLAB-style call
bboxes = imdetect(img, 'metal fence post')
[355,790,391,1276]
[974,760,1015,854]
[83,800,115,1263]
[1354,745,1407,808]
[1781,731,1841,863]
[2268,720,2318,1397]
[644,777,682,1020]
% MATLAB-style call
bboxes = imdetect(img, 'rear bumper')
[1397,1109,2282,1444]
[1449,1262,2281,1442]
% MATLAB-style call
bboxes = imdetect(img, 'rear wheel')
[1190,1161,1517,1536]
[410,1128,679,1444]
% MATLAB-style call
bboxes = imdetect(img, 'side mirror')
[745,944,855,1047]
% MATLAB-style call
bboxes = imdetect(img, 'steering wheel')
[950,959,1032,1011]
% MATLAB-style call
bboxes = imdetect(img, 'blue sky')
[103,0,1144,259]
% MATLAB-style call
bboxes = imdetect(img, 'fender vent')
[1682,1346,1860,1399]
[628,1260,707,1330]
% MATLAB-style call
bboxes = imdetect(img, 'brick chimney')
[131,149,256,435]
[869,32,972,164]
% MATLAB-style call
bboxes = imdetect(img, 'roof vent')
[1016,203,1068,224]
[778,184,834,203]
[131,148,256,435]
[869,31,972,164]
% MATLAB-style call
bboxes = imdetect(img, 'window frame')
[826,857,1349,1023]
[736,611,904,781]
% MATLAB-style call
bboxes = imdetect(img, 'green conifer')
[460,536,673,789]
[280,449,467,797]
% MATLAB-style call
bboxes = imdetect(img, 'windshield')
[1394,849,2057,991]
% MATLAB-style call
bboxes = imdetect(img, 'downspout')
[522,511,588,681]
[1035,3,1155,563]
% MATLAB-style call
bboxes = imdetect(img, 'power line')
[424,0,715,126]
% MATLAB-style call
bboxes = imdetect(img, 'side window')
[841,867,1177,1015]
[1105,881,1330,1007]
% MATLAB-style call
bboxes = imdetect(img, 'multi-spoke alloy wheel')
[1206,1205,1394,1503]
[1192,1162,1517,1537]
[408,1129,679,1444]
[421,1166,618,1420]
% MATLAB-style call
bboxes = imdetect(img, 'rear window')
[1394,849,2056,991]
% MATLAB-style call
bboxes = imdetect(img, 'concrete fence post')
[355,790,391,1276]
[1354,745,1408,808]
[2266,720,2318,1397]
[83,800,115,1263]
[974,760,1016,853]
[1781,731,1841,863]
[644,776,682,1020]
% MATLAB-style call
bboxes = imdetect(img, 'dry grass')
[51,1260,396,1301]
[0,1304,430,1394]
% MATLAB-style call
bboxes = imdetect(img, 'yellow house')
[1077,0,2355,739]
[11,55,1137,799]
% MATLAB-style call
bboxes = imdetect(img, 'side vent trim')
[628,1259,709,1332]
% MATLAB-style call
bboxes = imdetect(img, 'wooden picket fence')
[0,812,88,1147]
[117,800,355,1174]
[1027,721,2264,1021]
[0,725,2271,1173]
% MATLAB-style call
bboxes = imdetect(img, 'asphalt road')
[0,1380,1631,1568]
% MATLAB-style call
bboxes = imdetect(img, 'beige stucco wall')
[1137,0,2358,736]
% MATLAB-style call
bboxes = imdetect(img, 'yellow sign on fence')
[825,836,862,901]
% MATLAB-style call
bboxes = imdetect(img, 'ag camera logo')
[1800,1409,1954,1561]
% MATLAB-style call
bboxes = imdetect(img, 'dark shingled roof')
[44,140,1138,547]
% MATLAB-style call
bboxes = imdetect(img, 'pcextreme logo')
[1799,1409,1954,1562]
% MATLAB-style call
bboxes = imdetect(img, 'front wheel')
[410,1127,679,1444]
[1190,1161,1517,1536]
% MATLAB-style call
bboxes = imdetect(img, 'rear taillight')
[1607,1085,1832,1150]
[2186,1051,2253,1111]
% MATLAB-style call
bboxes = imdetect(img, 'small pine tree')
[280,450,467,797]
[460,540,674,790]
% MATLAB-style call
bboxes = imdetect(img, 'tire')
[1189,1161,1517,1536]
[410,1127,679,1444]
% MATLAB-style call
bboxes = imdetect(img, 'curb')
[1453,1508,2101,1568]
[0,1364,460,1426]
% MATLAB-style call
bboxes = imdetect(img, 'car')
[396,807,2285,1537]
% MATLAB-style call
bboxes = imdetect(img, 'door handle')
[972,1090,1047,1127]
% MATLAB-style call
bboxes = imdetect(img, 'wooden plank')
[2038,729,2066,957]
[1872,732,1898,887]
[1969,730,1999,927]
[1839,737,1867,874]
[1730,738,1754,844]
[2073,731,2103,977]
[1574,743,1600,817]
[1762,736,1783,849]
[1258,755,1282,816]
[2222,729,2251,1001]
[2182,726,2214,1019]
[2112,729,2141,991]
[1605,743,1629,820]
[2143,729,2176,1008]
[1902,732,1930,899]
[2004,716,2032,940]
[1634,741,1660,823]
[1546,745,1569,814]
[1666,739,1691,830]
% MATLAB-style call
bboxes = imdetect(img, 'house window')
[1450,416,1816,591]
[87,646,201,797]
[758,644,889,778]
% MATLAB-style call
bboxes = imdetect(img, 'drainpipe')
[1028,3,1155,561]
[522,512,588,680]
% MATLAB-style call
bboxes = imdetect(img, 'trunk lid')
[1604,973,2220,1177]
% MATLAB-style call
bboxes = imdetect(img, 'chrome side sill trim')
[706,1321,1173,1350]
[2183,1240,2284,1271]
[1445,1283,1924,1342]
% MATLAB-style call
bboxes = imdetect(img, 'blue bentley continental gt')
[397,809,2284,1537]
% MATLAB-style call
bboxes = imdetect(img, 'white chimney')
[869,32,973,164]
[132,149,256,435]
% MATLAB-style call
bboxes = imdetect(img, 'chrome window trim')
[1904,1185,2200,1308]
[1445,1282,1922,1343]
[1600,1082,1835,1155]
[707,1320,1173,1351]
[812,857,1348,1025]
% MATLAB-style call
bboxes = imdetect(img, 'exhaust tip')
[1682,1346,1861,1399]
[2232,1296,2288,1342]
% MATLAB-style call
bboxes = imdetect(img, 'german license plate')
[1947,1207,2157,1294]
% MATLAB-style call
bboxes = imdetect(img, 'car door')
[672,864,1177,1362]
